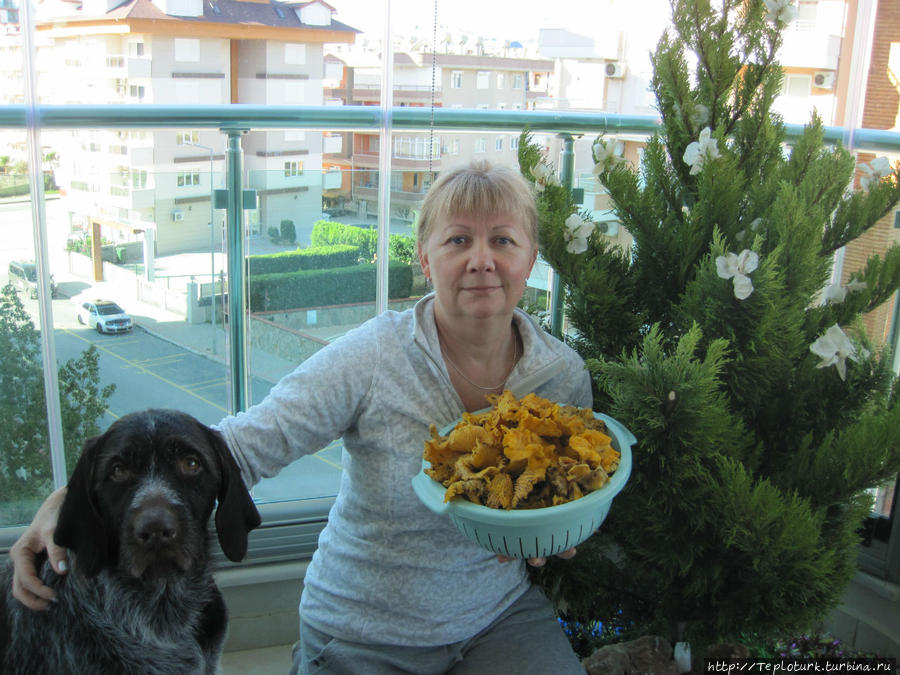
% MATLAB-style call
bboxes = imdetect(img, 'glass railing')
[1,105,898,574]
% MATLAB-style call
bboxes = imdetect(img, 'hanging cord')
[428,0,437,180]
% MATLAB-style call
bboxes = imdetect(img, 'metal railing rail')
[2,105,899,152]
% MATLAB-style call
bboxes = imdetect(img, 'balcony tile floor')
[221,644,293,674]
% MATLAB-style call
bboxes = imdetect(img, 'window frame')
[177,170,201,187]
[283,160,303,177]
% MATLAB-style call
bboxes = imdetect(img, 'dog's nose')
[133,505,179,545]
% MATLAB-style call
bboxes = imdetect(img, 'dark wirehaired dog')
[0,409,261,674]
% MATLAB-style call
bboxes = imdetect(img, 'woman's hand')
[10,487,69,610]
[496,547,577,567]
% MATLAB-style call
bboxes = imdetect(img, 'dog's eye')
[109,462,131,482]
[179,455,203,475]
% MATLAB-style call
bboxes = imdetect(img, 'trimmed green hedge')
[311,220,418,265]
[247,244,361,275]
[311,221,378,261]
[249,262,413,312]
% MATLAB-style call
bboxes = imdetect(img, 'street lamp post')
[187,141,217,354]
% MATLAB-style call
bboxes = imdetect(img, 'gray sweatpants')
[289,584,584,674]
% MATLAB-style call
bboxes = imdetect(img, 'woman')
[12,160,592,674]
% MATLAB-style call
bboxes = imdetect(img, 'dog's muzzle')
[122,480,202,579]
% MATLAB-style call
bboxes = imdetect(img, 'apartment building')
[322,49,553,223]
[32,0,356,256]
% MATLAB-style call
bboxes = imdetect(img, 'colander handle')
[411,472,450,515]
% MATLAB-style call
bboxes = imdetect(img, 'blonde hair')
[417,160,538,250]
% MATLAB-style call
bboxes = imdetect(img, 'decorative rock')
[582,635,679,675]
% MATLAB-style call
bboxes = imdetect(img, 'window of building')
[129,85,145,101]
[512,74,524,89]
[495,136,503,151]
[393,136,436,160]
[451,70,463,89]
[510,136,520,151]
[285,43,306,65]
[475,137,487,153]
[784,74,812,98]
[476,71,490,89]
[131,169,148,189]
[128,41,145,57]
[496,73,505,89]
[796,0,818,29]
[177,171,201,187]
[174,38,200,63]
[284,161,303,177]
[177,130,199,145]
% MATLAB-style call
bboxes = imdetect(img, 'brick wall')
[860,0,900,130]
[841,0,900,349]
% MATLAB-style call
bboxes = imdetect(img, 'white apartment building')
[322,49,553,224]
[32,0,356,256]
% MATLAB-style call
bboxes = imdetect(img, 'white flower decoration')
[859,156,893,190]
[736,217,764,243]
[683,127,721,176]
[592,137,621,176]
[823,283,848,304]
[764,0,797,24]
[810,324,862,381]
[716,249,759,300]
[563,213,595,254]
[690,104,710,128]
[532,163,559,192]
[822,279,867,305]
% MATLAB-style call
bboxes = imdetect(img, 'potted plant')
[523,0,900,657]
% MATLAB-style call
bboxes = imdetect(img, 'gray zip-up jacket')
[217,294,592,646]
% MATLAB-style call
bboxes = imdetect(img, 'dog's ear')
[54,434,111,577]
[205,427,261,562]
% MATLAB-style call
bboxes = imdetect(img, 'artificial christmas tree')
[522,0,900,653]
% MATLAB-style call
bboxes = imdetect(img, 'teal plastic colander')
[411,412,635,559]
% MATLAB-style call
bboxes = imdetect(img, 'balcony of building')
[103,53,153,80]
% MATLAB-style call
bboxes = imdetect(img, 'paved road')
[4,272,343,505]
[2,197,344,503]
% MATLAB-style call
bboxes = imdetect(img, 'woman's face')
[419,212,538,324]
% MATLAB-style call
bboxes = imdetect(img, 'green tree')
[0,284,115,525]
[523,0,900,652]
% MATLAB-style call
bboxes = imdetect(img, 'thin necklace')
[439,331,519,392]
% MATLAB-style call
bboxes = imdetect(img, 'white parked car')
[77,299,134,334]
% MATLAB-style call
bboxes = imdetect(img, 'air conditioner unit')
[813,71,835,89]
[172,210,185,221]
[605,62,626,78]
[597,220,619,237]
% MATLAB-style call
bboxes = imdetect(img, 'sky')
[327,0,659,45]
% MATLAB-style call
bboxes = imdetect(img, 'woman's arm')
[10,487,69,610]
